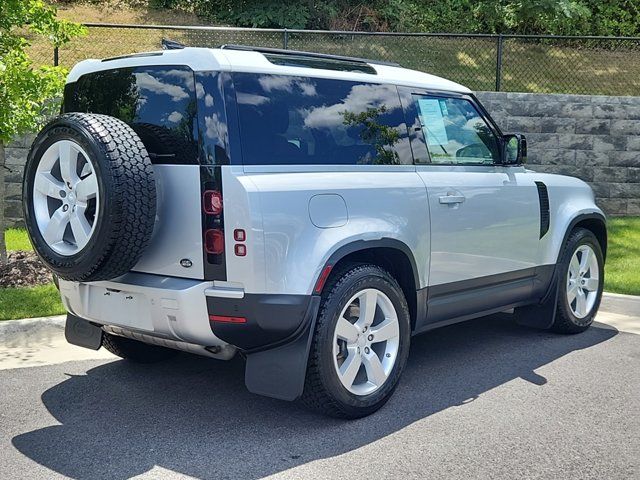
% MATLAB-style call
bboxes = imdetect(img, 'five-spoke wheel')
[302,264,410,418]
[32,140,99,255]
[566,244,600,319]
[333,288,400,395]
[551,227,604,334]
[23,113,156,282]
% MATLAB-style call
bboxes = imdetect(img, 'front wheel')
[301,264,411,418]
[550,228,604,334]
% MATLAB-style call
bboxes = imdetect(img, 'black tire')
[102,332,178,363]
[301,264,411,419]
[23,113,156,282]
[550,228,604,334]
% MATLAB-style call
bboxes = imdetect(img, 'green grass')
[0,219,638,320]
[1,227,63,321]
[604,217,640,296]
[5,228,33,252]
[0,284,66,321]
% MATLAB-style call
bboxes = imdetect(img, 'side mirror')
[503,133,527,165]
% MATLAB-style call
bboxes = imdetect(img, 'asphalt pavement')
[0,303,638,479]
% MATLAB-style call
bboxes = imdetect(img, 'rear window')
[233,73,411,165]
[64,65,198,164]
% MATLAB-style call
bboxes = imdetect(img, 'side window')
[414,95,499,165]
[67,66,198,164]
[233,73,411,165]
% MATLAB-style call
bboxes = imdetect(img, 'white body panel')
[132,165,204,279]
[224,165,430,295]
[529,172,603,265]
[418,165,541,285]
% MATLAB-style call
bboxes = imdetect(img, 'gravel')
[0,251,51,288]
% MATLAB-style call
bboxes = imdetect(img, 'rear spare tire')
[23,113,156,282]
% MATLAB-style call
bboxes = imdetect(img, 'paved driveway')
[0,305,638,479]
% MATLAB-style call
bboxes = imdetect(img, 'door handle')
[439,194,465,205]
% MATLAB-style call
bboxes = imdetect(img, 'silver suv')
[22,45,606,418]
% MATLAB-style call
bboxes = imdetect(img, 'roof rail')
[218,44,401,68]
[162,38,186,50]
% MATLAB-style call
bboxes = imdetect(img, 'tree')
[0,0,85,263]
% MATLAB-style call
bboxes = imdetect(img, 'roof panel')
[66,46,471,93]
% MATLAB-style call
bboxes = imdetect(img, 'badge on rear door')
[180,258,193,268]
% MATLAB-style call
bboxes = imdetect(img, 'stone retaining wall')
[477,92,639,216]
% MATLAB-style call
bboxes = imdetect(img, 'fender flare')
[555,212,607,263]
[318,238,421,289]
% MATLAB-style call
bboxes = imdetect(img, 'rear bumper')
[58,272,228,348]
[58,272,315,351]
[207,293,314,351]
[59,272,321,400]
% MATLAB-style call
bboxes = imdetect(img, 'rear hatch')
[63,64,227,281]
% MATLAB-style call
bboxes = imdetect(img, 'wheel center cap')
[357,335,367,348]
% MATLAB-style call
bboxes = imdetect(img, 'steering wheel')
[455,143,491,159]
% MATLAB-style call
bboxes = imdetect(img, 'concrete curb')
[0,315,65,345]
[600,292,640,317]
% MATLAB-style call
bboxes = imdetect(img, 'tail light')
[204,228,224,255]
[202,185,225,263]
[203,190,223,215]
[209,315,246,324]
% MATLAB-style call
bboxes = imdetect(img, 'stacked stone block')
[478,92,640,216]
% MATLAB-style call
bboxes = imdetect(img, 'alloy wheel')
[332,288,400,396]
[32,140,99,256]
[566,244,600,319]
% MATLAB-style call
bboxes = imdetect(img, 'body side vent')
[535,181,550,238]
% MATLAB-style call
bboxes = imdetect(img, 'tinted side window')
[414,95,500,165]
[66,66,198,164]
[233,73,411,165]
[195,71,231,166]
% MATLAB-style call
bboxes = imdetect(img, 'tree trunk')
[0,141,6,265]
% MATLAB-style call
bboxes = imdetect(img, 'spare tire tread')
[24,113,156,282]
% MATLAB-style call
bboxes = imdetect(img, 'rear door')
[64,65,209,280]
[399,88,541,323]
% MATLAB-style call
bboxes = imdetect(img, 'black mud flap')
[244,296,320,401]
[65,314,103,350]
[515,275,559,329]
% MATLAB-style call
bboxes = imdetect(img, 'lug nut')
[62,204,69,212]
[59,190,66,198]
[368,334,373,341]
[364,347,370,354]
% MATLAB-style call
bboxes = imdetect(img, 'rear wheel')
[301,264,411,418]
[550,228,604,334]
[102,332,178,363]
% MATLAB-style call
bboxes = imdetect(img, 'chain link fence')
[28,24,640,96]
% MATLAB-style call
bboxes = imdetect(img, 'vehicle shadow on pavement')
[12,314,617,480]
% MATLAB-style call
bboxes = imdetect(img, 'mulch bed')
[0,251,53,288]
